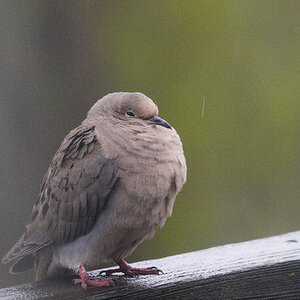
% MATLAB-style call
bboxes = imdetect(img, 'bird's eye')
[125,109,136,117]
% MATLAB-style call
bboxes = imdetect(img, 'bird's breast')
[98,123,186,225]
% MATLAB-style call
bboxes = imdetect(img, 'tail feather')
[2,233,45,265]
[2,234,26,264]
[9,255,34,274]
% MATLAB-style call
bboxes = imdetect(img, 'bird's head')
[87,92,172,129]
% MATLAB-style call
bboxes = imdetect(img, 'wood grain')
[0,231,299,299]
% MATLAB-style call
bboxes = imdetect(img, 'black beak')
[150,116,172,129]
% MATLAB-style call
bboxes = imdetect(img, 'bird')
[2,92,187,288]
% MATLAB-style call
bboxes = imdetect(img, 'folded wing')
[3,124,118,266]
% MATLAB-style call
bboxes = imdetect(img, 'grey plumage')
[3,92,186,282]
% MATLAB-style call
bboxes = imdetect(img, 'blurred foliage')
[0,0,299,288]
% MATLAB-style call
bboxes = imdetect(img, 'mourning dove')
[2,92,187,288]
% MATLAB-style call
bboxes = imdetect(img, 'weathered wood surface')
[0,231,299,299]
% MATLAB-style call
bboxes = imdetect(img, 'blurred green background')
[0,0,299,288]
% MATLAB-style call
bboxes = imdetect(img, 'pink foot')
[73,266,113,289]
[100,259,163,277]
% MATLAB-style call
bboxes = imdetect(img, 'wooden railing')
[0,231,299,299]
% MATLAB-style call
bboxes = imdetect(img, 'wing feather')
[2,123,118,264]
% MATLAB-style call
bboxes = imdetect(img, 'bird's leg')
[100,259,163,277]
[73,265,112,289]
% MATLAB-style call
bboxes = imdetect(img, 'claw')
[100,259,163,277]
[99,267,122,277]
[99,270,108,276]
[74,266,113,289]
[150,266,164,274]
